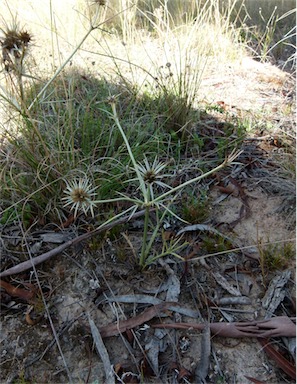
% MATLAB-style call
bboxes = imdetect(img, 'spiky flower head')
[91,0,107,6]
[137,156,172,200]
[62,177,97,218]
[1,29,20,50]
[18,30,32,46]
[1,29,32,50]
[1,27,33,71]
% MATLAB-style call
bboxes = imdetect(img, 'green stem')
[152,152,240,204]
[139,205,151,267]
[144,244,186,267]
[142,207,168,263]
[28,27,95,111]
[92,196,141,205]
[110,102,147,200]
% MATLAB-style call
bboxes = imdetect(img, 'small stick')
[88,313,115,384]
[0,209,147,278]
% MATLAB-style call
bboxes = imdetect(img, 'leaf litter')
[1,163,295,383]
[1,190,295,384]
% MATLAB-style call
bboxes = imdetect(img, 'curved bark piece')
[99,302,170,338]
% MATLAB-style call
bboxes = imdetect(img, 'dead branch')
[0,209,148,278]
[152,316,296,338]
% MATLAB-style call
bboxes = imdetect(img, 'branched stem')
[153,150,242,204]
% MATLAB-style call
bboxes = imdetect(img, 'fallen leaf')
[170,362,192,382]
[99,303,171,338]
[212,271,242,296]
[217,183,239,196]
[258,338,296,380]
[195,323,211,382]
[88,313,114,384]
[61,214,75,228]
[25,305,44,325]
[0,279,36,302]
[216,100,226,108]
[176,224,231,242]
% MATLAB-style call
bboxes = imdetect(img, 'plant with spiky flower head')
[62,98,241,268]
[62,177,98,218]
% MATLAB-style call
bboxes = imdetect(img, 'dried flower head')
[1,29,20,50]
[91,0,107,6]
[62,177,97,217]
[1,29,32,50]
[18,30,32,45]
[0,27,33,71]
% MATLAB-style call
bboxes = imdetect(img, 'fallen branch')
[0,209,147,278]
[152,316,296,338]
[0,279,36,302]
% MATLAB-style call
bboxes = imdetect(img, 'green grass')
[258,239,295,284]
[0,68,180,223]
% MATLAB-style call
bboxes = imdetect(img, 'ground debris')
[87,312,115,384]
[194,323,211,383]
[212,271,242,297]
[261,269,291,318]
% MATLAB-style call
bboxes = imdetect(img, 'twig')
[195,323,211,383]
[152,316,296,338]
[88,313,115,384]
[0,209,147,278]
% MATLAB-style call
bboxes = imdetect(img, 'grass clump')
[0,69,176,224]
[259,240,295,279]
[202,233,234,254]
[180,188,211,224]
[239,5,296,68]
